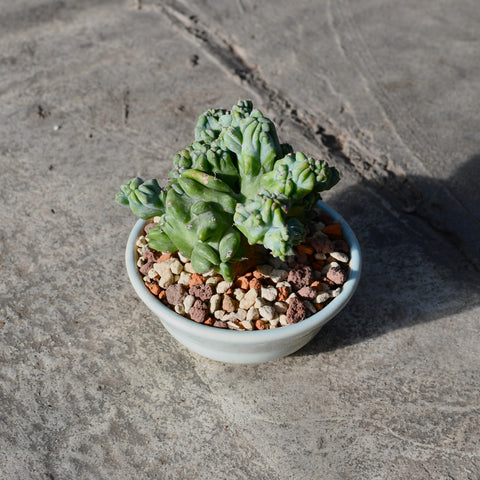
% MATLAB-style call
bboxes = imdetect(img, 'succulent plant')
[117,100,340,280]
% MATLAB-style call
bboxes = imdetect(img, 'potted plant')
[117,100,361,363]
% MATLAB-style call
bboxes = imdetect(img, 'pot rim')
[126,200,361,342]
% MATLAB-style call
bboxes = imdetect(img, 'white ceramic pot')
[126,200,361,364]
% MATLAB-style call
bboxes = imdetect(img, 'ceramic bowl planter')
[126,200,361,364]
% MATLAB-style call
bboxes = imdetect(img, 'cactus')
[117,100,340,280]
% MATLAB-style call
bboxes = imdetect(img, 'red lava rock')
[297,286,317,299]
[165,284,187,305]
[189,283,214,301]
[326,265,348,285]
[213,320,228,329]
[310,237,335,254]
[189,299,208,323]
[144,222,158,234]
[252,270,264,279]
[158,290,166,300]
[146,282,161,296]
[143,249,160,263]
[310,280,323,291]
[287,264,313,291]
[204,317,214,326]
[139,261,154,275]
[286,297,307,324]
[189,273,205,287]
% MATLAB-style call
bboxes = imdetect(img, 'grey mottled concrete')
[1,1,479,479]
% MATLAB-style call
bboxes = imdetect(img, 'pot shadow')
[294,154,480,356]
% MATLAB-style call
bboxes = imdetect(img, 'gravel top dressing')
[136,207,351,331]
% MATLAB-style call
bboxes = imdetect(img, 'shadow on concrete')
[294,154,480,356]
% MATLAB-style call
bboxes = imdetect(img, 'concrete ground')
[1,1,479,478]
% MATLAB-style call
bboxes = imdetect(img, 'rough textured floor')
[1,1,479,479]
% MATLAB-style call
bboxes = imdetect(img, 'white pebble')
[159,271,174,289]
[239,289,258,310]
[183,262,196,274]
[330,287,342,298]
[330,251,349,263]
[314,252,326,260]
[270,269,288,283]
[206,276,221,286]
[183,295,196,314]
[209,294,222,314]
[214,309,226,320]
[177,271,192,286]
[216,281,233,294]
[147,268,159,279]
[246,307,259,322]
[286,293,297,303]
[269,318,280,328]
[174,304,185,315]
[261,286,277,302]
[315,292,331,304]
[153,259,174,277]
[254,297,267,309]
[136,235,147,248]
[153,216,161,223]
[259,305,276,321]
[169,258,183,274]
[274,301,288,313]
[279,315,289,326]
[233,288,245,301]
[236,309,247,321]
[178,252,190,263]
[240,320,253,331]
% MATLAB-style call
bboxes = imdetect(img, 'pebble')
[222,295,238,313]
[216,281,233,294]
[159,271,175,289]
[274,301,288,313]
[270,269,288,283]
[183,294,196,314]
[259,305,276,321]
[241,320,253,331]
[239,289,258,310]
[183,262,196,274]
[209,294,222,313]
[214,309,225,320]
[261,286,277,302]
[177,271,192,286]
[246,307,259,322]
[330,251,349,263]
[254,297,267,309]
[315,292,331,304]
[188,299,208,323]
[174,304,185,315]
[233,288,245,301]
[169,258,184,274]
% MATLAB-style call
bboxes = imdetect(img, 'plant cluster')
[117,100,339,280]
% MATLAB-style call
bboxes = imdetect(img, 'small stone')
[330,287,342,298]
[214,309,226,320]
[183,295,196,314]
[205,276,221,286]
[315,292,331,304]
[239,289,258,310]
[246,307,259,322]
[286,297,307,324]
[145,282,161,296]
[222,295,238,313]
[147,268,159,279]
[255,319,266,330]
[216,281,233,294]
[233,288,245,301]
[183,262,196,274]
[204,317,214,326]
[177,271,192,286]
[287,264,313,290]
[311,237,335,254]
[209,294,222,313]
[174,304,186,315]
[254,297,267,309]
[234,276,250,290]
[157,252,174,262]
[259,305,275,321]
[270,269,288,283]
[326,265,348,285]
[261,286,278,302]
[213,320,227,329]
[273,301,288,313]
[240,320,253,331]
[153,260,173,277]
[279,315,289,326]
[139,261,154,276]
[189,284,214,301]
[169,258,184,274]
[236,309,247,321]
[297,286,317,300]
[135,235,147,248]
[178,252,190,263]
[330,251,349,263]
[314,252,327,261]
[249,277,262,290]
[304,300,317,314]
[166,284,187,306]
[189,273,205,287]
[269,318,280,328]
[189,299,208,323]
[159,271,175,289]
